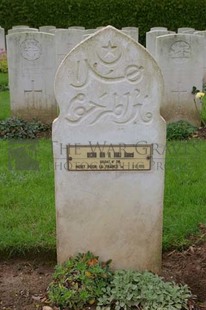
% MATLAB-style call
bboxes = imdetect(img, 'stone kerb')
[53,26,166,272]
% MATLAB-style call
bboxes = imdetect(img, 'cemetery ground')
[1,73,206,309]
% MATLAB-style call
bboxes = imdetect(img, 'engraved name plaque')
[67,144,152,171]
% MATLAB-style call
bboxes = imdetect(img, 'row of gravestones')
[4,26,139,122]
[0,25,200,52]
[0,25,139,51]
[2,25,206,126]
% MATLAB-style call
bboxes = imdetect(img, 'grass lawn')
[0,139,56,257]
[0,137,206,257]
[0,73,10,120]
[0,72,8,86]
[163,140,206,249]
[0,91,10,120]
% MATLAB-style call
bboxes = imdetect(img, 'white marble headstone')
[178,27,195,33]
[146,29,175,59]
[8,28,38,34]
[195,31,206,84]
[150,27,168,31]
[39,26,56,33]
[54,28,85,66]
[83,29,97,39]
[121,27,139,42]
[53,26,166,272]
[156,34,203,126]
[0,27,5,52]
[7,32,57,122]
[68,26,85,30]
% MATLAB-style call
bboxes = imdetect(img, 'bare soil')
[193,127,206,139]
[1,238,206,310]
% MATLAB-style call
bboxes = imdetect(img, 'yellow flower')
[195,92,205,99]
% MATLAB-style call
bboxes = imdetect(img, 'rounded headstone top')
[68,26,85,30]
[177,27,195,33]
[55,25,164,129]
[150,27,168,31]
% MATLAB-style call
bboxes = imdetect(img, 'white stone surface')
[8,28,38,34]
[156,34,203,126]
[194,31,206,84]
[50,29,57,34]
[150,27,168,31]
[54,29,85,66]
[53,26,166,272]
[7,32,57,122]
[146,30,175,59]
[83,29,97,39]
[178,27,195,33]
[0,27,5,52]
[39,25,56,33]
[68,26,85,30]
[122,27,139,42]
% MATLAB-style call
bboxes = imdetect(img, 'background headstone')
[83,29,97,39]
[39,26,56,33]
[0,27,6,52]
[178,27,195,34]
[7,32,57,122]
[54,28,85,66]
[8,28,38,34]
[121,27,139,42]
[195,31,206,84]
[150,27,168,31]
[53,26,166,272]
[156,33,203,126]
[146,29,175,59]
[146,30,168,58]
[68,26,85,30]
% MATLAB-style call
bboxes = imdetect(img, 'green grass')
[0,73,10,120]
[0,91,10,120]
[163,140,206,249]
[0,138,206,257]
[0,72,8,86]
[0,139,56,257]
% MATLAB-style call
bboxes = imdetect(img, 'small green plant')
[48,251,112,309]
[0,50,8,73]
[48,253,193,310]
[167,121,197,141]
[97,270,192,310]
[0,117,51,139]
